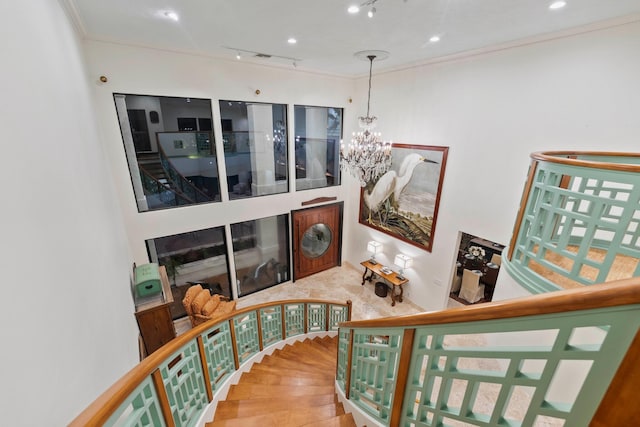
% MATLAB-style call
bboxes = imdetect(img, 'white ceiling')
[65,0,640,77]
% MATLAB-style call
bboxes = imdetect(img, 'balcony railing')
[504,151,640,293]
[337,278,640,426]
[158,144,215,205]
[69,299,352,427]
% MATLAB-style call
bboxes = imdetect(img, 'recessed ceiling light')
[429,35,441,43]
[163,11,179,21]
[287,38,297,44]
[348,5,360,14]
[549,1,567,10]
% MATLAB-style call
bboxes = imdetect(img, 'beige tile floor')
[173,263,559,426]
[174,263,462,334]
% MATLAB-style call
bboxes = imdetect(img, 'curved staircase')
[207,336,356,427]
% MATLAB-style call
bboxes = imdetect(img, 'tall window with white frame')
[294,105,343,190]
[146,227,232,320]
[231,214,290,297]
[114,94,221,212]
[219,100,289,199]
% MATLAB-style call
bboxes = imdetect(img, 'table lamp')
[394,253,413,280]
[367,241,382,264]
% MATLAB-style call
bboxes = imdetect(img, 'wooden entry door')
[292,202,343,280]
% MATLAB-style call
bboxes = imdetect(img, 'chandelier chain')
[339,53,392,187]
[366,55,374,117]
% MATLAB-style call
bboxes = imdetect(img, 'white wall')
[0,1,137,426]
[82,40,353,268]
[344,20,640,310]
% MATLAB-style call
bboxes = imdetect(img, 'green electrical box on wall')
[134,263,162,297]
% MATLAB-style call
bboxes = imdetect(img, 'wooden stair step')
[258,356,335,373]
[209,336,352,427]
[314,336,338,350]
[207,403,345,427]
[280,340,337,360]
[249,363,334,379]
[214,395,339,421]
[264,345,335,366]
[239,371,332,386]
[226,383,335,400]
[271,349,336,369]
[300,413,357,427]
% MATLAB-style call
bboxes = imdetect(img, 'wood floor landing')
[207,336,356,427]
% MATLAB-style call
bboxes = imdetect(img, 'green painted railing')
[505,151,640,293]
[337,279,640,426]
[70,299,351,427]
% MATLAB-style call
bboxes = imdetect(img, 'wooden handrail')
[507,159,538,261]
[340,277,640,328]
[530,151,640,173]
[69,298,350,426]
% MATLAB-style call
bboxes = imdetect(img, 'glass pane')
[147,227,232,319]
[114,94,221,212]
[301,223,332,258]
[231,214,290,297]
[294,105,342,190]
[219,100,289,199]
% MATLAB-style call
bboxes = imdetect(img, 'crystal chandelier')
[340,53,392,187]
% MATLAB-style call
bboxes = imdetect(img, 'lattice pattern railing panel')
[105,377,165,427]
[401,306,640,427]
[232,312,260,364]
[307,303,327,333]
[72,299,352,426]
[260,306,283,347]
[329,304,350,331]
[201,321,235,393]
[337,329,350,389]
[159,341,208,427]
[349,329,404,423]
[284,303,305,337]
[510,158,640,292]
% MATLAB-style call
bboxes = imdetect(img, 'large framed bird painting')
[358,144,449,252]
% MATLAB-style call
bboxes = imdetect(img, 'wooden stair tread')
[301,413,357,427]
[259,354,335,372]
[269,351,336,369]
[211,402,344,424]
[227,383,335,400]
[239,371,333,386]
[209,336,352,427]
[278,341,336,360]
[248,364,334,379]
[214,395,340,420]
[207,404,345,427]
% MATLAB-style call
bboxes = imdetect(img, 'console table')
[360,260,409,306]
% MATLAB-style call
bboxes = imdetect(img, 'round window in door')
[301,223,332,259]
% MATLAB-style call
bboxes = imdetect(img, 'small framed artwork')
[358,144,449,252]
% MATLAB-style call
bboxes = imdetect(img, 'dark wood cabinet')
[134,266,176,357]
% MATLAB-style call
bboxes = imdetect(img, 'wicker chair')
[182,284,236,328]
